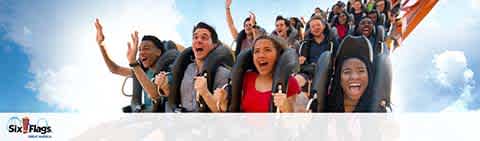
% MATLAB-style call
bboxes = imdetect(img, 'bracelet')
[129,61,140,67]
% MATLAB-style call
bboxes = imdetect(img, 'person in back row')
[271,15,300,49]
[225,0,266,56]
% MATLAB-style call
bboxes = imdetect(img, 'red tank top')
[241,72,300,112]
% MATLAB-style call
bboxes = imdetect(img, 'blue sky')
[0,0,479,113]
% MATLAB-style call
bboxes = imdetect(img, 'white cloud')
[10,0,184,113]
[389,0,480,112]
[433,51,470,87]
[431,51,475,112]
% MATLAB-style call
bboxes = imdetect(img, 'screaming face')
[358,18,374,37]
[192,28,215,61]
[340,58,369,101]
[253,39,278,76]
[139,40,161,68]
[275,20,288,38]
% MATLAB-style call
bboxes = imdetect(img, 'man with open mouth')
[271,15,300,50]
[94,18,183,112]
[156,22,231,112]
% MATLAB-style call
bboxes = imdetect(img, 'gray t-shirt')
[180,63,230,112]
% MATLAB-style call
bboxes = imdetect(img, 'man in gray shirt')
[156,22,231,112]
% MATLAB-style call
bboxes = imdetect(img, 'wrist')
[129,61,140,67]
[199,88,210,96]
[97,41,105,47]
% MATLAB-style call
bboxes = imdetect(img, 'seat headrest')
[201,44,235,91]
[378,13,386,26]
[229,48,254,112]
[168,47,194,110]
[312,51,332,112]
[271,48,300,93]
[153,49,180,74]
[201,44,235,73]
[372,53,392,112]
[335,35,373,63]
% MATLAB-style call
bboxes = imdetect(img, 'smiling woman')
[323,35,387,113]
[328,56,374,112]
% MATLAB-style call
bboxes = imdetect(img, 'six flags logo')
[6,116,52,135]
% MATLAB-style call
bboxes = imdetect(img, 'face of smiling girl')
[340,58,369,101]
[253,39,278,76]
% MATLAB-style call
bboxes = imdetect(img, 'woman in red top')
[333,11,351,40]
[214,35,300,112]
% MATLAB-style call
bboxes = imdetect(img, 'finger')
[131,33,135,42]
[98,20,103,30]
[95,18,100,27]
[273,99,280,106]
[134,31,139,42]
[94,19,99,28]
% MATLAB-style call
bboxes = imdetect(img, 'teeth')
[349,83,360,87]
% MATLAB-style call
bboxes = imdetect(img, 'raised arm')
[95,18,131,77]
[225,0,239,39]
[127,31,160,101]
[249,11,258,39]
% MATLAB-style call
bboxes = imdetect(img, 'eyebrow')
[342,66,367,70]
[357,66,367,70]
[193,32,209,36]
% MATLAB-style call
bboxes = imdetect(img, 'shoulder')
[214,66,231,84]
[216,66,231,76]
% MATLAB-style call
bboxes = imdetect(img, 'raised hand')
[94,18,105,46]
[249,11,256,25]
[300,16,306,24]
[226,0,232,9]
[127,31,139,64]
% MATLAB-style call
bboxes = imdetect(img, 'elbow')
[108,67,120,75]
